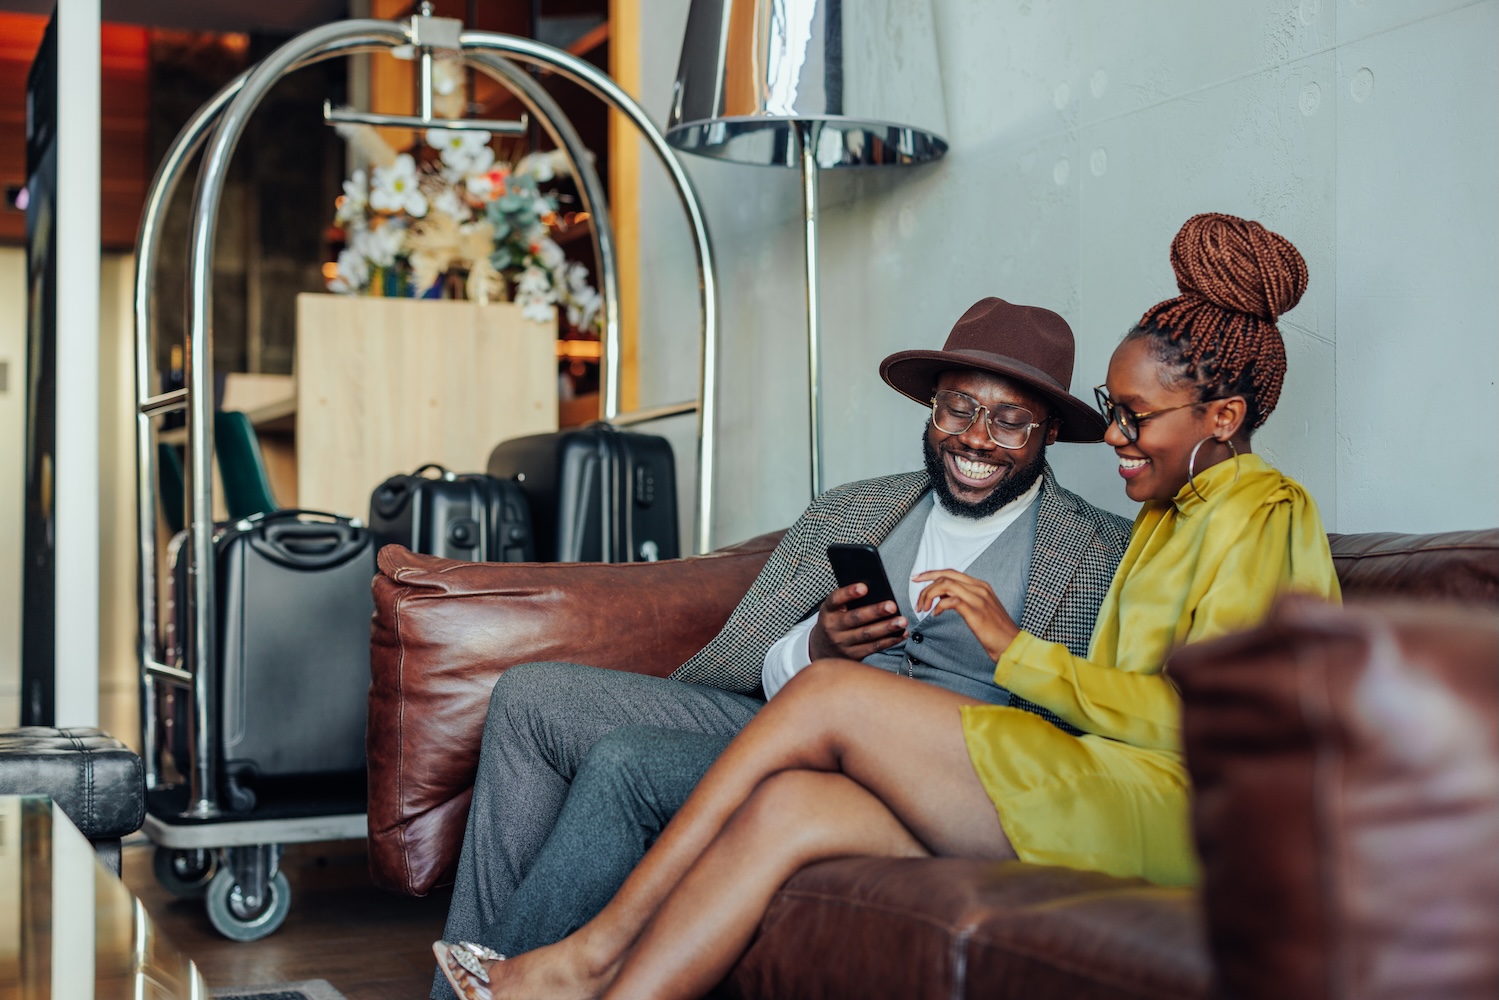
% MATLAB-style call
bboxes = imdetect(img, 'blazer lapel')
[670,470,932,692]
[785,472,932,619]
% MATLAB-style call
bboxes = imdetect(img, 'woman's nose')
[1102,419,1129,447]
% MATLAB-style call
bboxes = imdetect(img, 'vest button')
[911,631,924,644]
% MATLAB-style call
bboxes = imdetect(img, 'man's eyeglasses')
[929,389,1046,450]
[1093,384,1222,443]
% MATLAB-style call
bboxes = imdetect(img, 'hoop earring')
[1187,436,1240,503]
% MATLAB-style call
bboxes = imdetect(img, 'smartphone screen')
[827,543,899,610]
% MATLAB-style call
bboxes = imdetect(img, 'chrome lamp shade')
[666,0,949,168]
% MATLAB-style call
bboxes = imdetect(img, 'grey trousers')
[433,662,760,1000]
[493,725,734,954]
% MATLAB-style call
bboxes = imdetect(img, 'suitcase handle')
[371,465,459,520]
[245,510,368,570]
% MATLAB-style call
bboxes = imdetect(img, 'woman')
[434,212,1342,1000]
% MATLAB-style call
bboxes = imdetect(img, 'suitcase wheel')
[205,845,291,942]
[153,847,218,900]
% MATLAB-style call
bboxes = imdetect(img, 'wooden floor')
[122,836,453,1000]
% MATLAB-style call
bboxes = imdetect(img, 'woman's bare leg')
[604,769,928,999]
[483,660,1013,999]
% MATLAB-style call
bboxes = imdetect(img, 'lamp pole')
[798,121,824,499]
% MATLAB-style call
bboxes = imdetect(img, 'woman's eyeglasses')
[929,389,1046,450]
[1093,384,1224,443]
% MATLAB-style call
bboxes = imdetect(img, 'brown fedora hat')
[880,297,1107,443]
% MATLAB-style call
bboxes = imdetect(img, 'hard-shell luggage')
[170,509,376,812]
[487,423,679,563]
[367,464,534,563]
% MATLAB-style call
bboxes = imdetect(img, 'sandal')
[435,940,506,1000]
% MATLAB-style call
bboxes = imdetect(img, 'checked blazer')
[670,464,1134,696]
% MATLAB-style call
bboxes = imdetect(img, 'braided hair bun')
[1135,213,1308,428]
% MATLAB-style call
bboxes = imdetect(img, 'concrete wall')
[629,0,1499,548]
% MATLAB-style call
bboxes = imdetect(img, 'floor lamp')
[665,0,949,498]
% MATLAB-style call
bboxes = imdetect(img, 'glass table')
[0,796,208,999]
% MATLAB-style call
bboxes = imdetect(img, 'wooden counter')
[294,294,558,521]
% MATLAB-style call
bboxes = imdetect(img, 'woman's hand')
[911,569,1020,662]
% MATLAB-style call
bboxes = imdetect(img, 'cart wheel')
[204,867,291,941]
[152,847,217,900]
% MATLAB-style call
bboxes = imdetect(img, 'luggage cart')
[134,5,720,940]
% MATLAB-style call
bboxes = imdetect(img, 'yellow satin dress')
[960,453,1340,887]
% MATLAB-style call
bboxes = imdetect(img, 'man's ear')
[1044,417,1061,446]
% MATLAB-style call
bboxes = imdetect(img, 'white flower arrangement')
[326,118,603,334]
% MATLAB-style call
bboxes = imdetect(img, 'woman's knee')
[771,659,890,733]
[734,771,928,866]
[732,771,901,860]
[777,658,864,703]
[733,771,833,846]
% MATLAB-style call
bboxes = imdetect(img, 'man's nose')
[958,410,997,449]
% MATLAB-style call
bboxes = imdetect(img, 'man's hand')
[808,583,908,661]
[911,569,1020,662]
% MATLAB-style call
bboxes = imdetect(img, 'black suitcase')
[169,510,375,812]
[367,464,534,562]
[486,423,679,563]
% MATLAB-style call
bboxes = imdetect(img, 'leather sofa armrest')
[367,531,783,895]
[1172,596,1499,999]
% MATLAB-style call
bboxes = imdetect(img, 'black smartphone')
[827,543,899,611]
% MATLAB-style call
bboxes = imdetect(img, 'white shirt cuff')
[761,615,818,700]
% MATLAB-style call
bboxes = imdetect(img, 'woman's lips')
[1117,455,1150,480]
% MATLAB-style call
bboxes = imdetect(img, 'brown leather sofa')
[367,528,1499,999]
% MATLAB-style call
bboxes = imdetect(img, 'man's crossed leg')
[432,663,755,1000]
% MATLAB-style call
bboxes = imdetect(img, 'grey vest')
[863,492,1039,705]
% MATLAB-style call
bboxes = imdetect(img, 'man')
[433,297,1131,997]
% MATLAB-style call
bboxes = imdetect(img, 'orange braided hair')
[1132,212,1308,429]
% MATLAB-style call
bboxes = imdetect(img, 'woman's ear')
[1211,396,1248,440]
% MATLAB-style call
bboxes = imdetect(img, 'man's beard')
[922,427,1047,519]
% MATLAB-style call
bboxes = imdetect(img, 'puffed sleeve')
[1183,494,1341,646]
[993,632,1180,750]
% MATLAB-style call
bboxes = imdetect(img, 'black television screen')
[21,12,57,725]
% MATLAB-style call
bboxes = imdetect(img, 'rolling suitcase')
[486,423,679,563]
[169,509,376,812]
[367,463,534,562]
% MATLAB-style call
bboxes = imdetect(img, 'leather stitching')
[63,728,97,835]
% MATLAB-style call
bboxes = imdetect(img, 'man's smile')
[944,450,1005,489]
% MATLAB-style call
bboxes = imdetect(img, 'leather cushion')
[366,532,784,896]
[727,857,1209,1000]
[0,727,146,839]
[1173,597,1499,1000]
[1329,529,1499,603]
